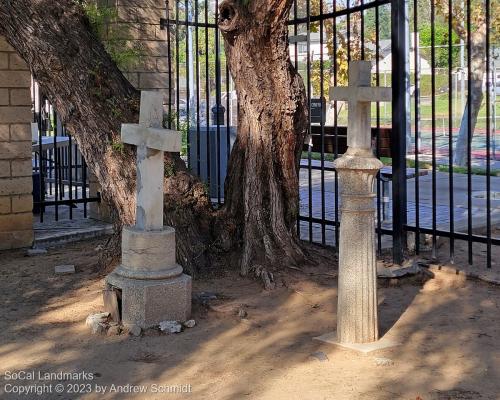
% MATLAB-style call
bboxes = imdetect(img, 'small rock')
[26,248,47,256]
[310,351,329,362]
[377,259,420,278]
[85,313,110,335]
[237,308,248,318]
[375,357,394,366]
[126,324,141,337]
[107,325,121,336]
[85,312,110,327]
[54,264,75,275]
[94,245,104,251]
[159,320,182,333]
[183,319,196,328]
[195,291,218,304]
[94,322,108,335]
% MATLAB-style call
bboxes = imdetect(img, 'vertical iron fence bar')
[215,0,222,204]
[68,134,73,219]
[48,103,53,196]
[226,61,231,161]
[347,0,351,62]
[82,157,87,218]
[391,0,408,264]
[333,12,339,253]
[307,1,313,243]
[431,0,437,260]
[38,94,44,223]
[360,0,365,60]
[320,10,326,246]
[294,0,300,239]
[485,0,491,268]
[413,0,421,254]
[195,0,201,176]
[175,0,180,129]
[466,0,473,264]
[166,0,173,128]
[205,0,211,196]
[53,109,59,221]
[375,5,382,255]
[185,0,191,168]
[447,0,455,262]
[74,143,79,203]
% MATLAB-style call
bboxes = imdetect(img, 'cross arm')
[121,124,182,153]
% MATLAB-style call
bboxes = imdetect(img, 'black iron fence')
[31,81,100,222]
[162,0,499,268]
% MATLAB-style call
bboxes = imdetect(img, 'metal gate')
[31,81,100,223]
[161,0,499,268]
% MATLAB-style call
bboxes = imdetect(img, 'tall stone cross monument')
[328,61,392,349]
[106,91,192,329]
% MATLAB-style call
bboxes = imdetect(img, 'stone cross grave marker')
[106,91,191,329]
[121,92,181,230]
[315,61,396,352]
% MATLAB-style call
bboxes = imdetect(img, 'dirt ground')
[0,238,499,400]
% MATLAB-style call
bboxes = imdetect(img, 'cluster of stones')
[105,91,191,329]
[85,311,196,337]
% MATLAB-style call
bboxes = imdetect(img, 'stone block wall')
[106,0,171,102]
[0,36,34,250]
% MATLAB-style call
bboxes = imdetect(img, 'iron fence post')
[391,0,408,264]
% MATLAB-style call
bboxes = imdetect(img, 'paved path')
[299,161,500,246]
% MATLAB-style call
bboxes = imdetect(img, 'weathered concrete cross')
[315,61,396,351]
[121,92,181,231]
[329,61,391,150]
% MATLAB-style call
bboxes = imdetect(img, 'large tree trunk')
[218,0,309,277]
[0,0,311,281]
[0,0,217,275]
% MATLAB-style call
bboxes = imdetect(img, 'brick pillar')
[109,0,170,100]
[0,36,34,250]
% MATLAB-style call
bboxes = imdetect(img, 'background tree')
[435,0,500,166]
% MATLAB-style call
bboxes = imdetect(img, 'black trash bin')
[211,105,226,126]
[32,172,41,214]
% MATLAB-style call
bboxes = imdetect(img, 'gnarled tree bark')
[218,0,309,278]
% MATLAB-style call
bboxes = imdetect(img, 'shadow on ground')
[0,238,499,399]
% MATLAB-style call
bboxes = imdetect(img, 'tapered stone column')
[334,150,382,343]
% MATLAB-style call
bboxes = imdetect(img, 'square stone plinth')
[106,272,192,329]
[313,332,400,354]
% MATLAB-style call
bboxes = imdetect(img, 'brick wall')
[0,36,34,250]
[107,0,171,102]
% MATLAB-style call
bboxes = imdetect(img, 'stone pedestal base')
[313,331,399,354]
[106,272,192,328]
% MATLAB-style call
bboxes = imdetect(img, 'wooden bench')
[303,125,392,157]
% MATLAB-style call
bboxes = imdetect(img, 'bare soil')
[0,238,499,400]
